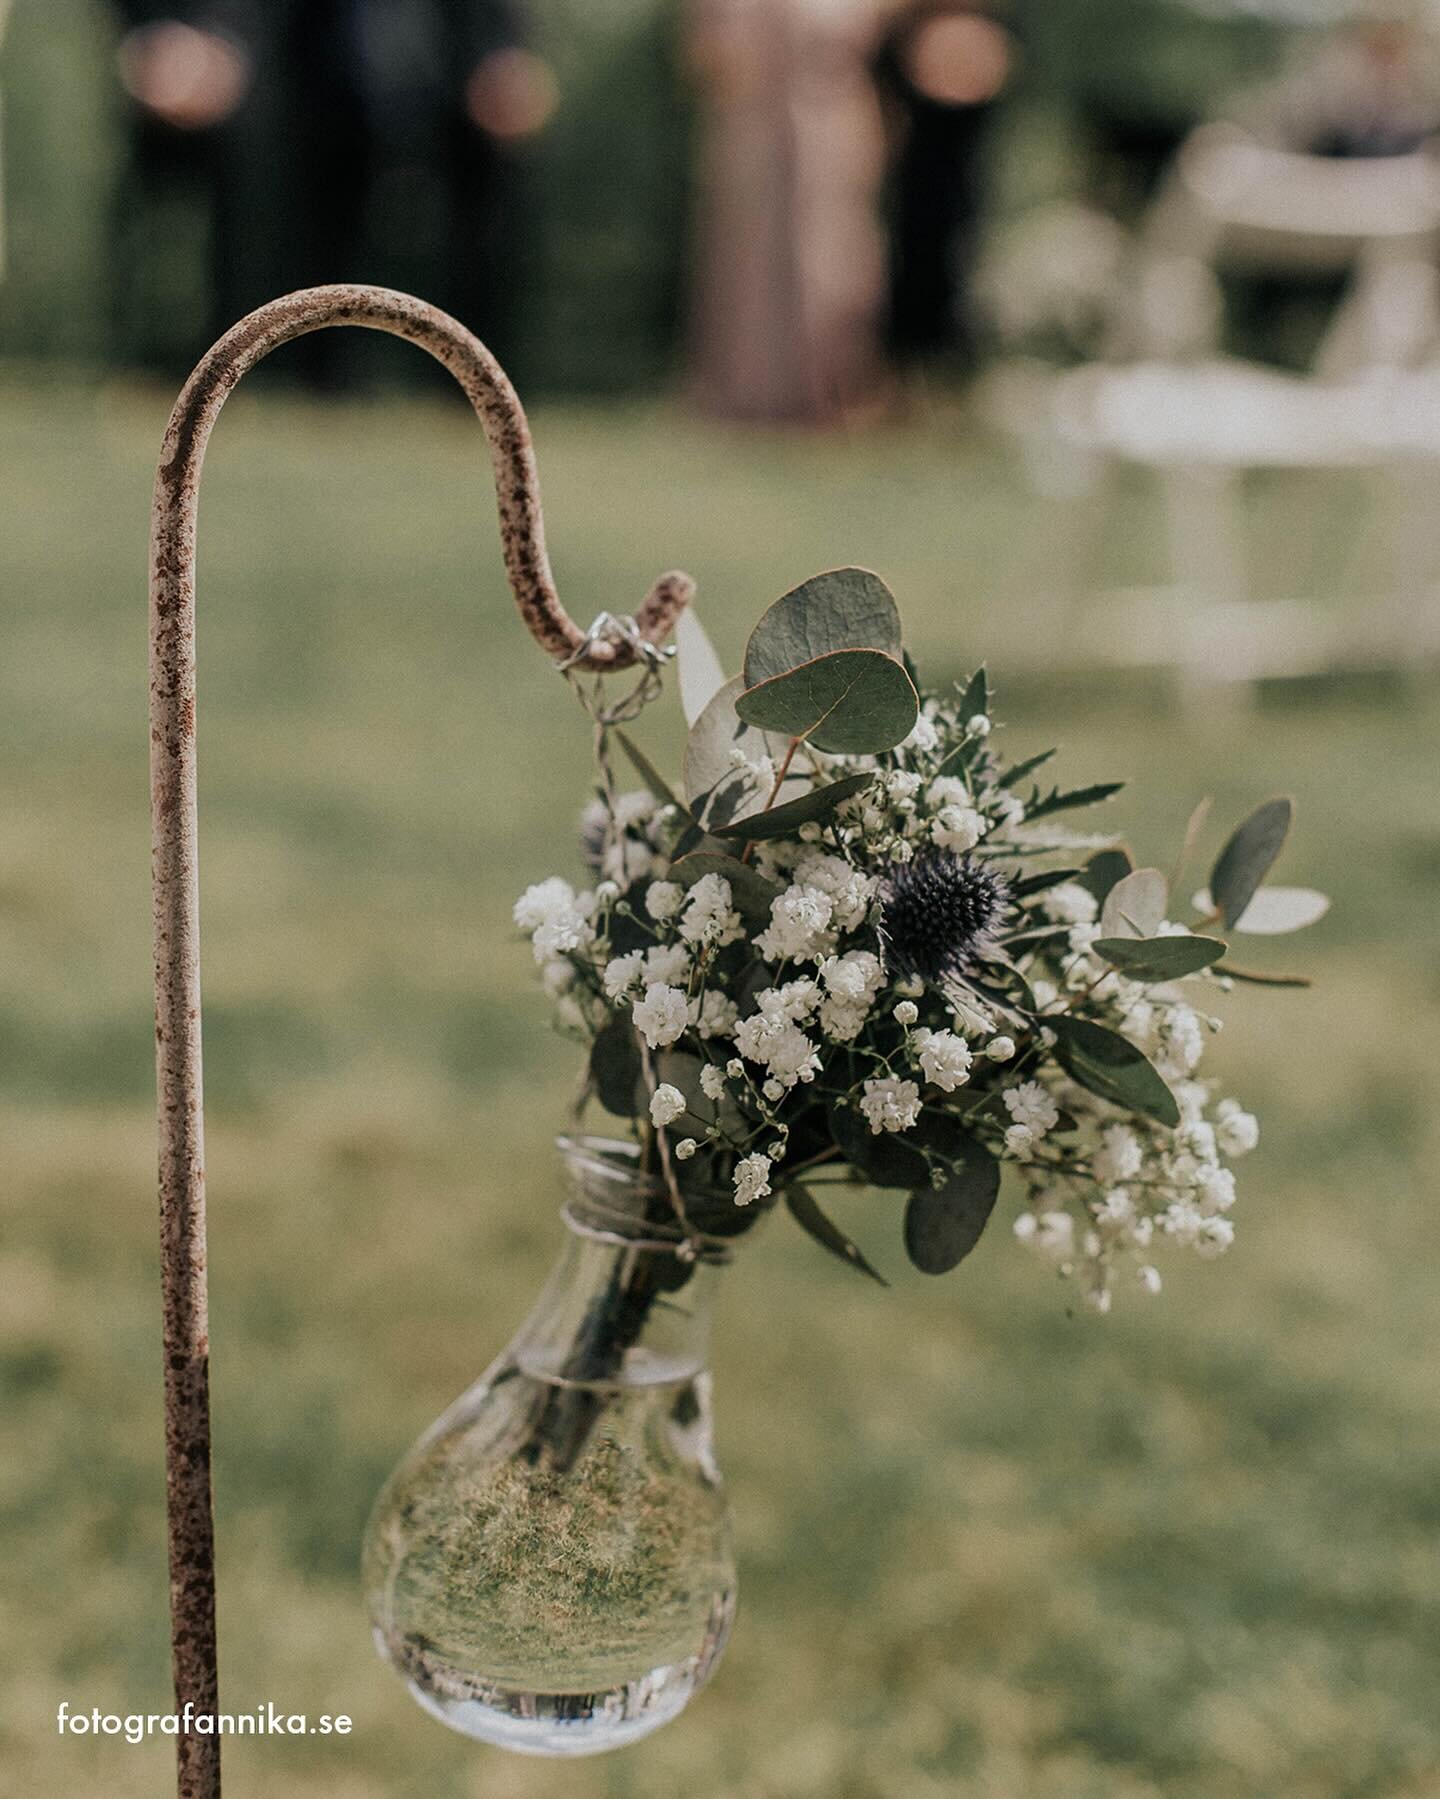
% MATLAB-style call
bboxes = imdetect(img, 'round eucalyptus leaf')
[735,648,919,754]
[1100,867,1168,940]
[682,675,792,819]
[903,1141,1000,1275]
[1094,934,1227,980]
[743,567,902,688]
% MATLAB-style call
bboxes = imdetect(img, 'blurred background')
[3,1,1439,1795]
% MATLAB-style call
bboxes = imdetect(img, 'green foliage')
[1211,797,1293,928]
[710,773,874,843]
[615,730,689,816]
[1101,867,1169,939]
[682,676,789,820]
[1222,885,1329,935]
[1081,847,1135,903]
[903,1139,1001,1275]
[742,568,903,689]
[1094,935,1227,980]
[785,1188,889,1286]
[1048,1017,1181,1127]
[1023,781,1125,822]
[736,649,919,754]
[591,1014,643,1116]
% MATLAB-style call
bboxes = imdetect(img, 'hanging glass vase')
[362,1134,758,1757]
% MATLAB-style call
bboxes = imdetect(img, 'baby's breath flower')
[1215,1099,1259,1156]
[913,1026,972,1092]
[680,872,744,948]
[514,876,577,932]
[966,713,991,737]
[983,1034,1015,1061]
[675,1137,698,1161]
[755,883,836,962]
[1003,1081,1059,1137]
[1004,1123,1036,1159]
[646,881,684,921]
[931,804,984,852]
[645,942,691,986]
[733,1153,772,1206]
[690,990,738,1039]
[699,1064,727,1102]
[1015,1209,1072,1259]
[632,982,688,1049]
[859,1076,922,1135]
[602,951,644,1000]
[649,1084,687,1127]
[893,1000,919,1026]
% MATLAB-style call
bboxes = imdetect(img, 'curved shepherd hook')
[150,284,692,1799]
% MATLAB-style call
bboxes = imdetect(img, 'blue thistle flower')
[878,851,1012,984]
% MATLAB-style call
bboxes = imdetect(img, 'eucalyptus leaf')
[668,849,782,922]
[1094,934,1227,980]
[674,605,727,726]
[682,676,791,819]
[743,567,902,687]
[1192,884,1329,935]
[1081,847,1134,904]
[1170,795,1213,889]
[1210,797,1293,928]
[903,1138,1000,1275]
[736,648,919,754]
[1048,1016,1181,1127]
[1101,867,1168,939]
[785,1187,888,1286]
[590,1015,642,1118]
[711,772,875,843]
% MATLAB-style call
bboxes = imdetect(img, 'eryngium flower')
[878,851,1011,983]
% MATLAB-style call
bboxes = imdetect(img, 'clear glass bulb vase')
[362,1135,749,1757]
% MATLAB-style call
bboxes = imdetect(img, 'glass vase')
[362,1134,748,1757]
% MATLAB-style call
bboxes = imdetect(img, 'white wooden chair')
[993,125,1440,694]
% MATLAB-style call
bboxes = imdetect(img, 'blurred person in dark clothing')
[112,0,554,382]
[872,0,1016,369]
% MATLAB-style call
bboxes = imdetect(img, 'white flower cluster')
[1008,942,1259,1310]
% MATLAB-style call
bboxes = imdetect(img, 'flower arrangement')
[515,569,1325,1311]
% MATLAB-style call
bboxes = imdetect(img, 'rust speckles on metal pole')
[149,285,691,1799]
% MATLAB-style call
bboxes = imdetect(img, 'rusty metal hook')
[149,285,691,1799]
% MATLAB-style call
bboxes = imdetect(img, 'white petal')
[1192,884,1330,934]
[676,605,728,726]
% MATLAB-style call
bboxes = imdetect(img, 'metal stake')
[149,284,690,1798]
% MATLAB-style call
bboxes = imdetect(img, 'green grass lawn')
[2,370,1438,1799]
